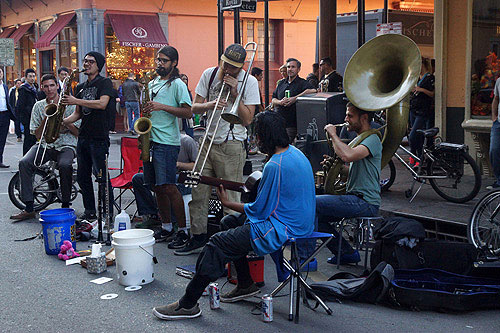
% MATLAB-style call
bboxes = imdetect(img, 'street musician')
[10,74,79,221]
[174,43,260,256]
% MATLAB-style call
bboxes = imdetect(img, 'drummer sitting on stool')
[317,102,382,265]
[152,111,316,320]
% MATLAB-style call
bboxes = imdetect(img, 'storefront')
[104,12,168,81]
[435,0,499,177]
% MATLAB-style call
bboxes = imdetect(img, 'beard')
[156,66,173,77]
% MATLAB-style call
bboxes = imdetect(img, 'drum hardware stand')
[104,154,111,246]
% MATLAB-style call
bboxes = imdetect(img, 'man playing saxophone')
[10,74,80,221]
[140,46,193,247]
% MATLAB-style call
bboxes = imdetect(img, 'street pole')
[234,7,241,44]
[264,0,269,105]
[383,0,388,24]
[217,0,224,59]
[357,0,365,48]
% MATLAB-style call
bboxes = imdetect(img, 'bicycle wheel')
[8,170,57,211]
[427,150,481,203]
[468,190,500,255]
[380,159,396,191]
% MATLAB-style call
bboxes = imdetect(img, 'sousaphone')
[323,34,421,194]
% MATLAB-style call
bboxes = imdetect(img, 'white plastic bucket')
[111,229,156,286]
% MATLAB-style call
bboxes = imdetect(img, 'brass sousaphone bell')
[323,34,422,194]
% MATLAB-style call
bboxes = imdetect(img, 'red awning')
[34,13,75,48]
[10,23,33,43]
[108,13,168,48]
[0,27,15,38]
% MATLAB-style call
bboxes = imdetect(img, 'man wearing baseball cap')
[174,44,260,256]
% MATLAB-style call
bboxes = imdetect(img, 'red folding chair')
[110,136,143,214]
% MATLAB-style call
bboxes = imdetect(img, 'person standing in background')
[306,63,320,89]
[122,72,141,134]
[0,68,16,168]
[488,76,500,190]
[16,68,39,155]
[9,78,22,142]
[180,74,194,138]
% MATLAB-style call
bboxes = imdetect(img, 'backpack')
[309,262,394,304]
[371,239,478,275]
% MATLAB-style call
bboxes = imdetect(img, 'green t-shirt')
[148,77,192,146]
[346,133,382,206]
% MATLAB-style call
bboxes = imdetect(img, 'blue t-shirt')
[148,77,192,146]
[346,133,382,206]
[244,145,316,256]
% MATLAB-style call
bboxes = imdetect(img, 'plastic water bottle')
[114,210,131,232]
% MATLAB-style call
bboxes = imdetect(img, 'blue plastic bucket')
[40,208,77,255]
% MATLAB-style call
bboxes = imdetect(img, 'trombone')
[186,42,258,186]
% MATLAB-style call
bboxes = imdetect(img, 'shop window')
[58,25,78,69]
[105,27,155,81]
[240,19,278,62]
[471,0,500,118]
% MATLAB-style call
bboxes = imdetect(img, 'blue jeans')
[132,172,191,222]
[143,143,180,186]
[490,120,500,186]
[77,138,114,216]
[316,194,379,255]
[125,101,140,131]
[409,112,429,158]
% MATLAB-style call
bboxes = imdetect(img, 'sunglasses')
[156,58,171,64]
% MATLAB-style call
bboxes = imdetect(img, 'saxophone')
[44,68,80,143]
[134,72,153,162]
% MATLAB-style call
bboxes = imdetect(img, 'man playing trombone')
[10,74,79,221]
[175,44,260,255]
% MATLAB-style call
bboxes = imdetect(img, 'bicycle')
[381,127,481,203]
[8,160,79,211]
[468,189,500,256]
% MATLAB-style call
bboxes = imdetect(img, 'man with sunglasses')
[174,43,260,255]
[62,51,114,221]
[138,45,192,248]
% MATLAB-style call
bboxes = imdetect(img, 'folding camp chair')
[110,136,143,215]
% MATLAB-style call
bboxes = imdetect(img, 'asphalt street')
[0,133,499,333]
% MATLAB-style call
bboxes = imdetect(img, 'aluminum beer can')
[261,294,273,322]
[284,90,291,98]
[208,283,220,309]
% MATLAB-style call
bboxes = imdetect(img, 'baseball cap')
[221,44,246,68]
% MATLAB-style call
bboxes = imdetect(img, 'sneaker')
[153,301,201,320]
[168,230,189,249]
[154,228,175,243]
[327,250,361,265]
[17,137,22,142]
[174,236,206,256]
[220,283,260,303]
[486,183,500,191]
[10,210,36,221]
[78,212,97,222]
[135,216,161,229]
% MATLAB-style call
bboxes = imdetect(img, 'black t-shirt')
[75,75,114,139]
[272,76,313,127]
[410,73,435,117]
[324,71,343,92]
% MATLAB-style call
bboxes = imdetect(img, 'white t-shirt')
[195,66,260,143]
[494,78,500,122]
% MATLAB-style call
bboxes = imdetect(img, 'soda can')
[284,90,291,98]
[209,283,220,309]
[261,294,273,322]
